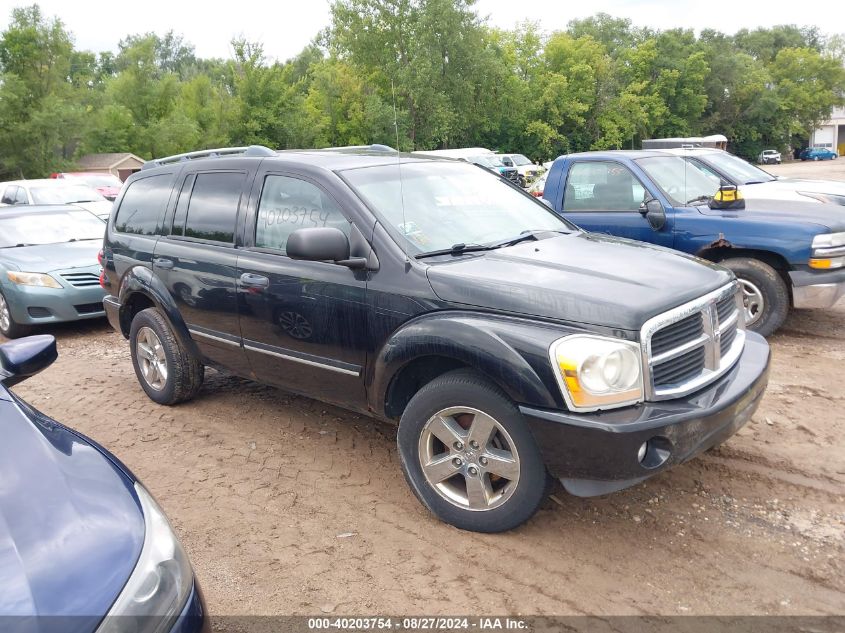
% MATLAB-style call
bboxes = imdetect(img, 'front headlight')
[810,232,845,269]
[97,484,193,633]
[6,271,62,288]
[549,335,644,412]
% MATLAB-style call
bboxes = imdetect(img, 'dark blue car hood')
[704,198,845,233]
[0,392,144,630]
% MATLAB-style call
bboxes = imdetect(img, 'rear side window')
[255,175,349,254]
[114,175,171,235]
[14,187,28,205]
[181,172,244,243]
[1,186,16,205]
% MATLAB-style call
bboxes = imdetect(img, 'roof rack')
[141,145,276,170]
[278,144,397,155]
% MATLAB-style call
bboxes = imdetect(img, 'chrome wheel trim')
[739,278,765,326]
[0,294,10,333]
[135,326,168,391]
[418,406,521,512]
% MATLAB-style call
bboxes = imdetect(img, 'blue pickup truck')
[542,151,845,336]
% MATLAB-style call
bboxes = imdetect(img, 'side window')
[183,172,244,243]
[170,174,196,236]
[114,175,172,235]
[255,175,349,254]
[1,186,16,205]
[14,187,28,205]
[502,157,513,167]
[563,162,646,212]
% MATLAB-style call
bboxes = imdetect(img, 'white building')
[810,106,845,155]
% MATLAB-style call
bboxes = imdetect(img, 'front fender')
[371,311,578,417]
[116,266,200,358]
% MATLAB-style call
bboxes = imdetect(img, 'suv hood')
[426,232,732,331]
[0,395,144,628]
[0,241,102,273]
[741,179,845,205]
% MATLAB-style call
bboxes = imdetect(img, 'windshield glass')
[343,161,573,254]
[636,156,721,205]
[30,184,106,204]
[703,152,775,184]
[79,174,122,188]
[0,211,105,247]
[510,154,532,166]
[472,155,504,168]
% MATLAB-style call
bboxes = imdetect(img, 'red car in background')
[50,171,124,201]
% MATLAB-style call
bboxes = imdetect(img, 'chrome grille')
[60,272,101,287]
[641,283,745,400]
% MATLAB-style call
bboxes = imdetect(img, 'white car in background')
[0,179,113,220]
[496,153,544,187]
[664,148,845,206]
[758,149,782,165]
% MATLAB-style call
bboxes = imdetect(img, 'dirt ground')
[5,159,844,617]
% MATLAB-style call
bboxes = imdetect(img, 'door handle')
[153,257,174,270]
[239,273,270,289]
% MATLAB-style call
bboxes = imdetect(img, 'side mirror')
[640,198,666,230]
[709,185,745,210]
[0,335,58,387]
[286,227,367,269]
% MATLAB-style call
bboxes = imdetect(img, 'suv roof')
[138,144,438,175]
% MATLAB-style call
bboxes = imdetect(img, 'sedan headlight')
[810,232,845,269]
[549,335,644,412]
[97,484,193,633]
[6,271,62,288]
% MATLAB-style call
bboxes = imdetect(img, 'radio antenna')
[391,78,409,263]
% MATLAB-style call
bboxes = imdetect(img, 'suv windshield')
[30,184,106,204]
[0,211,105,248]
[343,161,573,254]
[636,156,721,206]
[702,152,775,184]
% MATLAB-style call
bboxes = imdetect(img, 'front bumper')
[520,332,770,497]
[790,269,845,309]
[1,274,106,325]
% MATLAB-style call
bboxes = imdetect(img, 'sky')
[0,0,840,63]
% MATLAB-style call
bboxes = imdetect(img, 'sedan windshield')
[702,152,775,184]
[636,156,722,206]
[30,184,106,204]
[0,211,105,248]
[343,161,573,255]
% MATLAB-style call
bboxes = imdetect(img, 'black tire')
[0,290,32,339]
[129,307,204,405]
[720,258,789,337]
[397,369,550,533]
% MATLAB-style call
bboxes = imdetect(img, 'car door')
[152,168,252,375]
[236,169,368,410]
[559,160,675,248]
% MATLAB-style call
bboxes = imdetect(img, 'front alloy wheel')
[397,369,549,532]
[418,407,520,511]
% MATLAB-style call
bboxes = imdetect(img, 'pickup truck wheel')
[720,258,789,337]
[0,291,32,339]
[397,369,549,533]
[129,307,204,405]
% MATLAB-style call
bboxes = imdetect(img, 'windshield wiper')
[415,230,567,259]
[415,243,497,259]
[686,195,713,205]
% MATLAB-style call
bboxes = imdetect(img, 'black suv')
[102,145,771,533]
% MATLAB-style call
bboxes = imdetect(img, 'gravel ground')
[4,159,844,618]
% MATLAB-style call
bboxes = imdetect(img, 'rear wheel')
[720,258,789,337]
[129,307,204,404]
[0,291,32,339]
[397,369,549,533]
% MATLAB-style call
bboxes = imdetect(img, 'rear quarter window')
[180,172,245,243]
[114,174,172,235]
